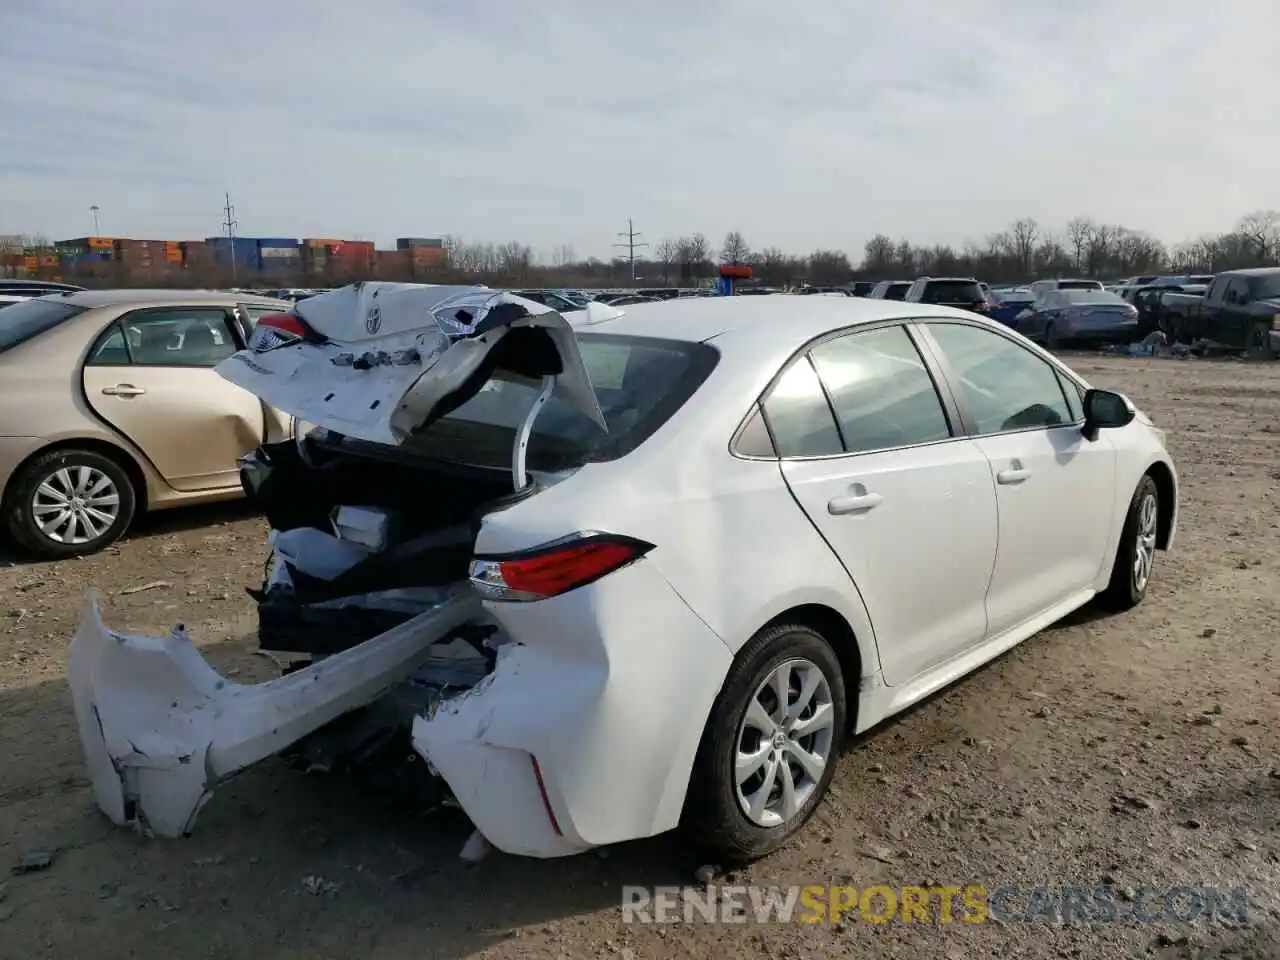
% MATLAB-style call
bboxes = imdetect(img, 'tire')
[4,448,137,559]
[1245,322,1275,361]
[1098,475,1159,612]
[682,622,847,861]
[1045,323,1064,351]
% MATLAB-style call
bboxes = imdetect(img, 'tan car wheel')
[5,449,137,559]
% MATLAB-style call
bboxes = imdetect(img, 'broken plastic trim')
[68,588,481,838]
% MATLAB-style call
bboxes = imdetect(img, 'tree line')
[5,210,1278,289]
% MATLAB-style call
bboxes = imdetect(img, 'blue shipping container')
[254,238,299,247]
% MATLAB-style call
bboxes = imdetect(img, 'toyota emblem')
[365,306,381,335]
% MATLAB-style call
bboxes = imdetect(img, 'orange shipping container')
[87,237,115,250]
[305,238,342,247]
[23,255,38,269]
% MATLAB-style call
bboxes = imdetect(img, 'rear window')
[883,283,909,300]
[1057,280,1103,291]
[0,298,87,353]
[923,280,984,303]
[398,333,719,471]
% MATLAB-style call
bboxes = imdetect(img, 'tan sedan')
[0,289,294,558]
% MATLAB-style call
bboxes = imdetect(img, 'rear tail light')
[248,312,326,352]
[469,533,655,602]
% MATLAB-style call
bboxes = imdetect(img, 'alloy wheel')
[1132,491,1158,592]
[31,465,121,545]
[734,658,836,828]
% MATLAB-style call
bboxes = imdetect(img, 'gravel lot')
[3,353,1280,959]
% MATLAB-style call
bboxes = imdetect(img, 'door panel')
[922,320,1118,635]
[764,324,999,687]
[971,428,1116,634]
[82,308,266,492]
[781,445,998,685]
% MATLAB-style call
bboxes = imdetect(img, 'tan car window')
[122,309,237,368]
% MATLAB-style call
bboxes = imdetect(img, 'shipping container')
[255,238,298,248]
[304,238,342,248]
[396,237,444,250]
[259,246,302,259]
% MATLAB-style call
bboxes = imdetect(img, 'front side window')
[926,322,1072,434]
[808,325,951,453]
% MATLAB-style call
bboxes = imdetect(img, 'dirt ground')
[4,353,1280,959]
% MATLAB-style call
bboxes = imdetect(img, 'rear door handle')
[101,384,146,397]
[997,467,1029,484]
[828,491,883,515]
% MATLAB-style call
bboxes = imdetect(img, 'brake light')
[469,533,655,602]
[248,313,307,352]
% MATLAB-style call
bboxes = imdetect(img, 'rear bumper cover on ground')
[68,589,480,837]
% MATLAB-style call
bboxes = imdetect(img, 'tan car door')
[236,303,295,442]
[81,306,267,492]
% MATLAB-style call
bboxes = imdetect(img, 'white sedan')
[69,284,1177,861]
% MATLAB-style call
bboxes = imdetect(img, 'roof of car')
[51,289,291,309]
[575,292,981,350]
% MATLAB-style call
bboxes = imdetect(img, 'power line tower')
[613,217,648,282]
[221,192,239,285]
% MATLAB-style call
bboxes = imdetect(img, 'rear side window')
[923,280,985,304]
[400,334,718,470]
[0,299,87,353]
[883,283,909,301]
[761,357,843,457]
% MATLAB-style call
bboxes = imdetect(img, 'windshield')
[1250,275,1280,300]
[1061,290,1127,306]
[398,333,718,471]
[0,298,88,353]
[1057,280,1103,291]
[996,291,1034,303]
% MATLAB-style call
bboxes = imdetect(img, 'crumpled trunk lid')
[216,283,607,446]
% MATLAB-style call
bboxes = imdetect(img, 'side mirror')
[1082,388,1135,440]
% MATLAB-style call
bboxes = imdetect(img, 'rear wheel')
[4,448,137,558]
[682,622,847,860]
[1045,323,1064,350]
[1099,475,1159,611]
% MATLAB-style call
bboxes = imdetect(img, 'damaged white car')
[70,283,1178,860]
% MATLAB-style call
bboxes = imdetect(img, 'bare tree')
[551,244,576,268]
[1010,218,1039,279]
[1065,217,1095,272]
[719,231,750,266]
[1237,211,1279,262]
[653,238,679,284]
[677,233,711,281]
[808,250,853,285]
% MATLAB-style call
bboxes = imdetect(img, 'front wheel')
[4,449,137,558]
[1099,475,1159,611]
[682,622,847,860]
[1245,322,1276,361]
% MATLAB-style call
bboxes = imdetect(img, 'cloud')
[1,0,1276,258]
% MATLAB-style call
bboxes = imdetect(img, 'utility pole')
[613,217,648,282]
[90,205,100,235]
[221,192,239,286]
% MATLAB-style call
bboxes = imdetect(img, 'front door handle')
[101,384,147,397]
[997,466,1029,484]
[828,488,883,515]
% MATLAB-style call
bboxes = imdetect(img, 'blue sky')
[1,0,1276,259]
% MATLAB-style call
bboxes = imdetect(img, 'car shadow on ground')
[0,643,698,959]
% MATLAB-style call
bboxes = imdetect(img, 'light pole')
[90,205,100,235]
